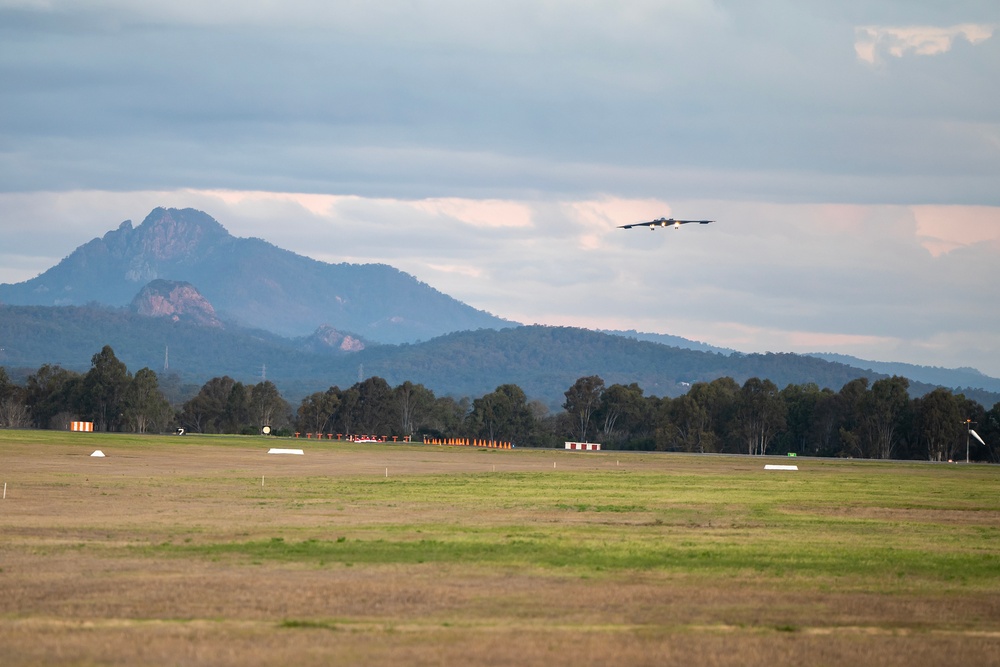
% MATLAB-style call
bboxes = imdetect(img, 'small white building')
[565,441,601,451]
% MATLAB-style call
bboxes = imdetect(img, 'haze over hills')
[2,304,999,410]
[1,207,998,409]
[806,353,1000,396]
[0,207,513,343]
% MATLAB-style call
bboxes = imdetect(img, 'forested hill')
[350,326,950,406]
[4,305,999,409]
[379,327,1000,408]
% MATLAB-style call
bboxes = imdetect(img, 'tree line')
[2,346,998,462]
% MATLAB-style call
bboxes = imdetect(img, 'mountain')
[0,207,513,343]
[3,305,999,410]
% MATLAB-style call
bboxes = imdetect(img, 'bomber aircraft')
[618,218,714,230]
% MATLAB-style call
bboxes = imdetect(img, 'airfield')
[1,430,999,666]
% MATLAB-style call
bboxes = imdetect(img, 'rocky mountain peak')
[124,207,230,267]
[303,324,365,353]
[130,279,222,328]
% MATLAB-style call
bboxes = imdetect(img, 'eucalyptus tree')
[223,381,252,433]
[81,345,131,431]
[777,383,830,455]
[467,384,533,444]
[296,387,342,434]
[334,386,360,435]
[688,377,740,451]
[0,367,30,427]
[25,364,82,429]
[395,381,436,437]
[427,395,470,439]
[178,376,238,433]
[349,377,395,435]
[912,388,963,461]
[861,376,910,459]
[660,392,710,452]
[833,377,870,457]
[250,380,290,432]
[595,382,647,447]
[733,377,786,456]
[122,367,172,433]
[563,375,604,442]
[982,402,1000,463]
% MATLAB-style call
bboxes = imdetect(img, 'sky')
[1,0,999,376]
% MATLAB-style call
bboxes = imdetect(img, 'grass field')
[1,429,999,666]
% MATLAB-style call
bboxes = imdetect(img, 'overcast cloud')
[1,1,999,376]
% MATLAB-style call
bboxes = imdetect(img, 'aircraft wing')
[618,218,714,229]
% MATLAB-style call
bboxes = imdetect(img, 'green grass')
[148,463,1000,592]
[154,530,998,586]
[8,429,1000,594]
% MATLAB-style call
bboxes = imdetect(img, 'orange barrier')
[71,421,94,432]
[421,437,511,449]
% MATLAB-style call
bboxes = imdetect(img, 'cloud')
[2,3,1000,376]
[855,23,995,64]
[1,1,997,205]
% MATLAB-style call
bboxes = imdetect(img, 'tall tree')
[250,380,289,432]
[468,384,533,444]
[223,382,251,433]
[776,383,825,455]
[25,364,82,429]
[349,377,394,435]
[0,367,30,427]
[178,376,237,433]
[563,375,605,442]
[595,383,647,447]
[81,346,131,432]
[913,388,963,461]
[835,377,870,457]
[733,377,786,456]
[660,393,709,452]
[981,402,1000,463]
[296,387,342,435]
[122,367,172,433]
[426,396,469,439]
[862,376,910,459]
[334,386,361,435]
[395,381,435,437]
[690,377,740,453]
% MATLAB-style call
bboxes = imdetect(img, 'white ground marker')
[764,464,798,471]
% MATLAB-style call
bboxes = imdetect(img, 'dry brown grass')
[1,433,999,666]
